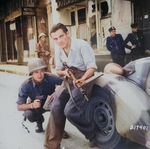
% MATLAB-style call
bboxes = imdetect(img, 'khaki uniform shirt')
[35,42,50,65]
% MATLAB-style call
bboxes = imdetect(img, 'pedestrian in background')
[123,23,145,61]
[106,26,126,67]
[35,33,51,72]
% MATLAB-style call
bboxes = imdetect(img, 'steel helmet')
[28,58,47,75]
[38,33,47,38]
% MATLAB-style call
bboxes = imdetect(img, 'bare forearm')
[81,68,96,80]
[17,99,41,111]
[57,70,65,76]
[17,103,33,111]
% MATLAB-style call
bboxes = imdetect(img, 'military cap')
[38,33,47,38]
[131,23,138,28]
[108,26,116,32]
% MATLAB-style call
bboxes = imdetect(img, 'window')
[71,8,86,25]
[78,8,86,25]
[92,3,100,12]
[71,11,75,25]
[101,1,109,17]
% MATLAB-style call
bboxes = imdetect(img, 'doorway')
[134,0,150,50]
[99,0,111,50]
[6,21,17,61]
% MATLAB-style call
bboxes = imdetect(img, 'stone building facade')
[0,0,150,64]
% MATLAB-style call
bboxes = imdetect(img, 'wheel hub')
[94,100,114,135]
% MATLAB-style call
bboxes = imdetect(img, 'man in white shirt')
[44,23,97,149]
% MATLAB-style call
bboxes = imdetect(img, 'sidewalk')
[0,64,29,76]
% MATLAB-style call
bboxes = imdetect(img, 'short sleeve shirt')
[55,38,97,71]
[16,74,63,105]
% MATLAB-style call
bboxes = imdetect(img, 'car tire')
[87,85,126,149]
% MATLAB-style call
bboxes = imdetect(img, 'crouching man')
[16,58,68,136]
[44,23,97,149]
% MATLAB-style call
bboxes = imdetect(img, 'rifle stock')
[63,62,89,101]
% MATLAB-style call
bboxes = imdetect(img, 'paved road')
[0,72,148,149]
[0,72,98,149]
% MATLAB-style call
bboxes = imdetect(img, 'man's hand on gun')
[32,99,41,109]
[74,78,86,88]
[63,69,71,78]
[63,62,89,101]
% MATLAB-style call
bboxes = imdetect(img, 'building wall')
[52,1,60,24]
[111,0,132,53]
[87,0,132,52]
[59,9,72,37]
[88,0,98,49]
[36,8,48,35]
[50,0,132,53]
[59,10,71,25]
[112,0,132,39]
[0,19,7,62]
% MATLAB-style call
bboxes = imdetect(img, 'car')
[86,57,150,149]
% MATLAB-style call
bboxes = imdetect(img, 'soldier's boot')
[62,131,69,139]
[35,117,44,133]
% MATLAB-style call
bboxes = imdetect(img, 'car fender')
[94,73,150,147]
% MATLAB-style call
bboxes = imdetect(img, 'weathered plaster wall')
[88,0,97,49]
[51,1,60,24]
[112,0,132,39]
[36,8,48,35]
[51,0,60,64]
[59,10,71,25]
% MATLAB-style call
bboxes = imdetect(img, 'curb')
[0,64,29,76]
[0,69,29,76]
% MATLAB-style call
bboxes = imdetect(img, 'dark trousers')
[112,55,125,67]
[23,107,47,122]
[131,54,139,61]
[131,48,143,61]
[44,81,95,149]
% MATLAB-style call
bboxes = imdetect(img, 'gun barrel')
[84,95,89,101]
[68,70,76,81]
[78,87,89,101]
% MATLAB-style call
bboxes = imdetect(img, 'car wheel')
[86,85,126,149]
[93,97,123,149]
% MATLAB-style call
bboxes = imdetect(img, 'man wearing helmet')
[35,33,51,72]
[16,58,63,133]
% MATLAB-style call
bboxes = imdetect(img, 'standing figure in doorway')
[35,33,51,72]
[106,26,126,67]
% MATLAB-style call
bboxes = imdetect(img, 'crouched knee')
[23,110,35,122]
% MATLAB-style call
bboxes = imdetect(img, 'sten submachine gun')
[63,62,103,101]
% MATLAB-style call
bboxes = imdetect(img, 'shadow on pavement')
[116,138,148,149]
